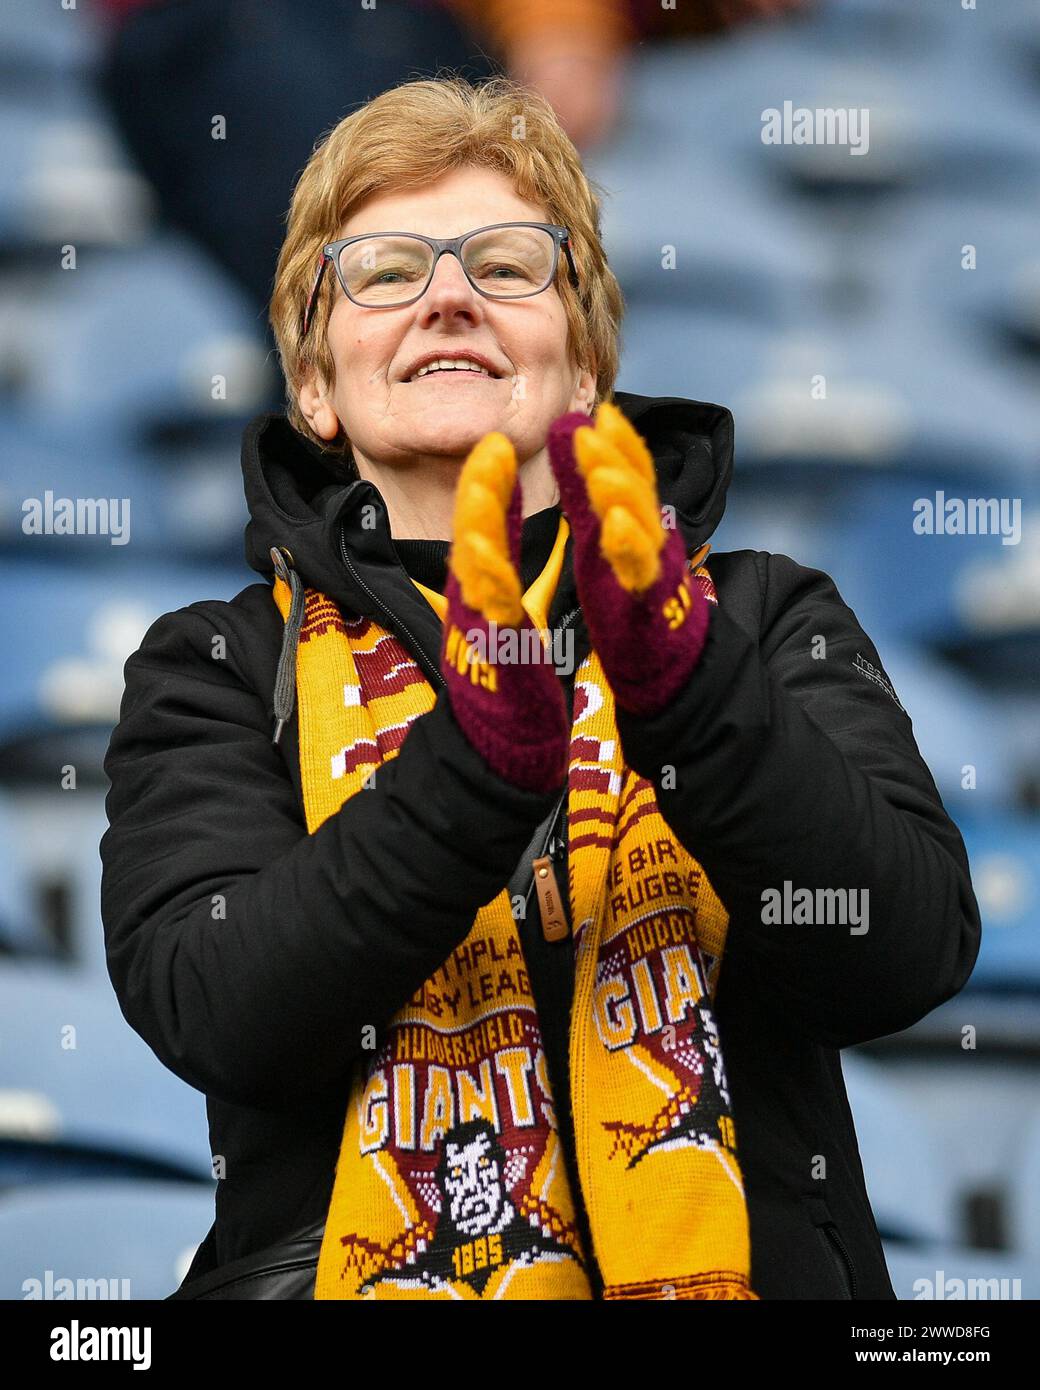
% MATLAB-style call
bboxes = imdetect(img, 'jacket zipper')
[824,1222,858,1300]
[339,524,447,693]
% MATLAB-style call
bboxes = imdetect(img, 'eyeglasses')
[300,221,579,336]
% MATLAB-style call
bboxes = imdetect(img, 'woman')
[100,75,980,1300]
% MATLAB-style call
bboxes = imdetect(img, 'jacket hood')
[242,390,735,603]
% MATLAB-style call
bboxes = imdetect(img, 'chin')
[411,416,511,457]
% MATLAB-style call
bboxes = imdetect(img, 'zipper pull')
[533,855,569,942]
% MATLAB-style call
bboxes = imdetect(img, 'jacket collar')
[242,391,734,691]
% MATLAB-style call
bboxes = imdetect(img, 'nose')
[416,251,484,325]
[459,1163,479,1193]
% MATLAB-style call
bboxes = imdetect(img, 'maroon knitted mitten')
[547,400,712,717]
[440,431,570,794]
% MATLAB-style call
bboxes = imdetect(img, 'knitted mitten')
[547,400,712,717]
[440,431,570,793]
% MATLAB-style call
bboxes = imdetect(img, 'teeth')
[411,358,491,381]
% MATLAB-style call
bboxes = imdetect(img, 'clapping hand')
[547,401,712,717]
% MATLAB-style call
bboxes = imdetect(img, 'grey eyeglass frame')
[301,221,580,335]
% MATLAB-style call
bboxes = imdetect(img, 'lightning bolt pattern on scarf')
[272,547,758,1300]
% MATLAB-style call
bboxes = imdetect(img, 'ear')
[298,365,341,441]
[569,362,597,416]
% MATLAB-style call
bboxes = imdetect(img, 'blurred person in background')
[99,74,980,1300]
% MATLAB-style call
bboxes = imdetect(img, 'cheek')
[329,311,394,389]
[528,306,573,372]
[497,299,567,362]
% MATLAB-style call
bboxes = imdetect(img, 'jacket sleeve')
[100,602,558,1112]
[613,551,982,1050]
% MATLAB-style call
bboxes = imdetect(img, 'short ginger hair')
[269,74,625,454]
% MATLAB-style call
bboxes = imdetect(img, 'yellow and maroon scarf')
[272,516,757,1300]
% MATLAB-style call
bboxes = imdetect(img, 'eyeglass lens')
[336,226,557,305]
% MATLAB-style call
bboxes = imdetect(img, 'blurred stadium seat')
[13,235,271,434]
[0,557,245,786]
[0,1180,214,1300]
[841,1053,958,1244]
[882,1242,1039,1301]
[0,792,40,958]
[958,815,1040,991]
[1007,1108,1040,1261]
[0,961,211,1178]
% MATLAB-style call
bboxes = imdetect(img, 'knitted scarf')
[272,517,757,1300]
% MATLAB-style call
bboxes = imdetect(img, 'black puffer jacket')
[99,391,981,1299]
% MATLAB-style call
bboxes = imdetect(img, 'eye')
[472,260,525,281]
[365,264,423,286]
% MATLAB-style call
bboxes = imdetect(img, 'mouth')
[403,356,504,384]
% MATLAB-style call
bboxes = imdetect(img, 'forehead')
[446,1132,495,1165]
[339,166,549,240]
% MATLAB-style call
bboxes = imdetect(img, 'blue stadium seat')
[0,416,162,554]
[857,196,1040,352]
[956,815,1040,991]
[0,0,95,81]
[726,6,1040,196]
[825,475,1033,645]
[0,791,41,957]
[883,1241,1039,1301]
[17,234,269,433]
[0,98,154,254]
[591,153,824,322]
[0,413,249,560]
[7,790,114,976]
[0,1137,210,1189]
[0,1180,215,1301]
[1006,1108,1040,1260]
[616,306,769,409]
[841,1053,958,1244]
[937,522,1040,691]
[0,960,211,1178]
[0,556,247,777]
[617,299,1038,482]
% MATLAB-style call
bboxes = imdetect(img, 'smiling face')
[298,166,596,476]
